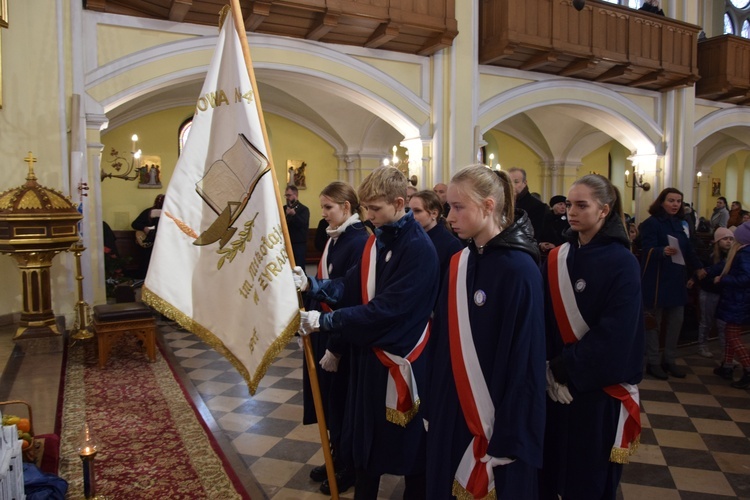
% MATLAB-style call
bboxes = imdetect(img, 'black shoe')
[309,464,327,482]
[662,363,686,379]
[647,364,668,380]
[713,365,734,380]
[320,470,356,495]
[730,371,750,389]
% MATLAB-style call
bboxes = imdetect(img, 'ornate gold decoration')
[216,212,259,269]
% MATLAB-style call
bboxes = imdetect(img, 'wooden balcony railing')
[86,0,458,57]
[696,35,750,105]
[479,0,701,92]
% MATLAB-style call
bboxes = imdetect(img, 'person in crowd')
[640,188,707,380]
[690,228,733,358]
[507,167,547,239]
[540,174,643,500]
[711,221,750,389]
[539,195,570,254]
[711,197,730,229]
[684,202,697,237]
[728,201,743,228]
[295,166,439,500]
[303,181,369,495]
[408,190,463,288]
[131,193,164,278]
[284,185,310,267]
[425,165,545,499]
[627,221,641,257]
[742,210,750,224]
[639,0,664,15]
[433,182,450,217]
[406,185,418,204]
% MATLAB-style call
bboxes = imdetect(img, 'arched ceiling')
[103,71,403,159]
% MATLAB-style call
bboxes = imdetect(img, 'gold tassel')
[452,479,497,500]
[609,435,641,464]
[385,398,420,427]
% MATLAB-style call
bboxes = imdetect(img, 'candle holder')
[77,423,106,499]
[70,242,93,341]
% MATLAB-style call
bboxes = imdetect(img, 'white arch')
[694,107,750,144]
[479,79,663,155]
[85,33,426,140]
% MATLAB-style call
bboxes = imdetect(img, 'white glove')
[319,349,340,372]
[545,361,559,403]
[480,455,516,467]
[292,266,309,292]
[555,384,574,404]
[298,310,320,336]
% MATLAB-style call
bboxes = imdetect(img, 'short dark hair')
[285,185,299,194]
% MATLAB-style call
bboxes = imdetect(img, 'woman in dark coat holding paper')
[639,188,706,380]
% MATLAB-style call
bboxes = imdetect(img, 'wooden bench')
[93,303,156,368]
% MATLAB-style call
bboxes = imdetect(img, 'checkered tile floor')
[156,319,750,499]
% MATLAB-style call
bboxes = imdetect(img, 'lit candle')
[131,134,138,153]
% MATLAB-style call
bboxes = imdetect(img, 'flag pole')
[227,2,339,498]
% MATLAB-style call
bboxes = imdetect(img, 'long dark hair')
[648,187,684,217]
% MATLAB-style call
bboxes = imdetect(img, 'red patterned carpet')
[57,336,249,499]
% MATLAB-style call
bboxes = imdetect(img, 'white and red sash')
[448,249,496,499]
[360,235,430,427]
[548,243,641,464]
[316,238,333,313]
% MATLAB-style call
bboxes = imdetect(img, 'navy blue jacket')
[308,211,439,476]
[425,215,546,499]
[716,246,750,325]
[639,213,702,308]
[426,222,463,289]
[542,217,644,499]
[302,222,369,427]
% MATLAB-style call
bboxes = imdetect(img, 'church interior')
[0,0,749,497]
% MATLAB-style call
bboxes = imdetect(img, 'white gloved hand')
[292,266,309,292]
[298,310,321,336]
[555,384,574,404]
[319,349,340,372]
[545,361,559,402]
[480,455,516,467]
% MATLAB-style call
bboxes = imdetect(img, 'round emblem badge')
[328,263,333,274]
[474,290,487,306]
[575,279,586,292]
[385,250,392,262]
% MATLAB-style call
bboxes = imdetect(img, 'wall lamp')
[694,171,702,188]
[624,168,651,191]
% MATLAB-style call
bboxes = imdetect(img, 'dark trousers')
[354,469,425,500]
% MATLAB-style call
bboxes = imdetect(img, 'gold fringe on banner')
[142,285,300,395]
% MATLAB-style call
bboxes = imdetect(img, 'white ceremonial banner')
[143,9,299,394]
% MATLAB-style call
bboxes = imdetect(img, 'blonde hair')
[320,181,364,220]
[358,166,407,203]
[450,164,515,230]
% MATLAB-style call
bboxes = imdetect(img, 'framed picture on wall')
[287,160,307,189]
[711,178,721,197]
[138,156,162,189]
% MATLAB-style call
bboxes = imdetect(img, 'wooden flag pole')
[227,2,339,498]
